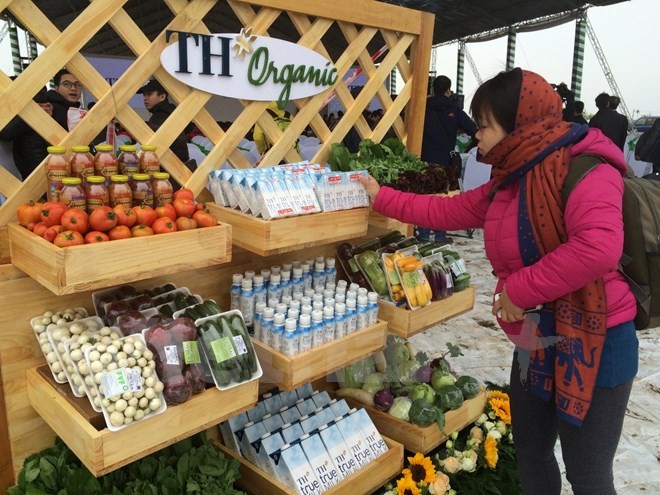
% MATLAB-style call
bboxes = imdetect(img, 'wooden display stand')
[254,319,388,390]
[217,436,404,495]
[0,0,436,491]
[378,287,476,338]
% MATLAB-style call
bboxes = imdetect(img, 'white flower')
[487,429,502,441]
[429,472,452,494]
[451,431,459,440]
[508,432,514,442]
[460,450,478,472]
[440,456,462,474]
[483,420,495,431]
[445,440,453,449]
[475,413,488,425]
[469,426,484,441]
[496,420,508,435]
[488,411,497,420]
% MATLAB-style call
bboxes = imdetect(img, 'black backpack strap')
[561,153,606,208]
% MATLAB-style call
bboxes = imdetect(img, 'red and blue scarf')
[483,70,607,426]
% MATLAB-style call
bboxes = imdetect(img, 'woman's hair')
[470,68,522,134]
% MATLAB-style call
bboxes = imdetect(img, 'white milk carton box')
[300,432,341,492]
[278,441,322,495]
[351,408,389,459]
[299,414,320,434]
[279,405,302,425]
[334,413,374,468]
[240,421,268,466]
[318,422,358,479]
[281,421,305,444]
[263,392,284,416]
[312,406,335,427]
[310,390,331,409]
[253,431,286,477]
[219,411,249,454]
[295,383,314,399]
[246,401,268,423]
[328,398,350,418]
[279,389,300,408]
[259,413,284,434]
[296,397,317,417]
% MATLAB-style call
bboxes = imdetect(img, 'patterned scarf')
[483,70,607,426]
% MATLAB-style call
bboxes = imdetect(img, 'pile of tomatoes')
[17,188,219,247]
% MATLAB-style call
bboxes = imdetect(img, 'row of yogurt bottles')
[229,257,379,357]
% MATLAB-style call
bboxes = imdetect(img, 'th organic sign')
[161,28,338,108]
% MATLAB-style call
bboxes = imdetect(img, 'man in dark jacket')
[137,79,190,165]
[572,101,588,125]
[47,68,83,130]
[421,75,476,168]
[0,86,52,178]
[588,92,628,150]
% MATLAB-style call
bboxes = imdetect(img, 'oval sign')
[161,30,338,108]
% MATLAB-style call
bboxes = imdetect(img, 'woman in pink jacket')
[361,69,637,495]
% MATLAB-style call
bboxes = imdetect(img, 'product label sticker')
[210,336,237,363]
[182,341,201,364]
[100,368,141,398]
[164,345,180,365]
[232,335,248,355]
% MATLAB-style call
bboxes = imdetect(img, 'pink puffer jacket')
[373,128,637,348]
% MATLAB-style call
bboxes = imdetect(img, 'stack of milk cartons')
[313,170,370,212]
[220,383,389,494]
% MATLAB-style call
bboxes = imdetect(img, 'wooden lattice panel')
[0,0,433,225]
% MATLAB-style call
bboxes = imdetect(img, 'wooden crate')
[254,320,388,391]
[327,385,487,454]
[207,204,369,256]
[378,287,475,338]
[216,435,403,495]
[26,366,258,476]
[7,223,232,295]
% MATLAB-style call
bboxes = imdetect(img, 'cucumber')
[230,314,257,374]
[203,300,222,316]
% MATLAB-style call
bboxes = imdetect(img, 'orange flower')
[396,476,422,495]
[489,395,511,425]
[402,452,437,485]
[484,435,499,469]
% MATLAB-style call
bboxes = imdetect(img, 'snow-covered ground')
[409,229,660,494]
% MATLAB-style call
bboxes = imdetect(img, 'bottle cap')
[261,269,271,279]
[314,261,325,271]
[86,175,105,184]
[291,260,301,267]
[312,301,324,311]
[335,293,346,304]
[346,290,357,301]
[301,304,313,315]
[241,278,253,289]
[271,265,281,274]
[281,270,291,280]
[299,313,311,326]
[284,318,297,331]
[255,302,267,313]
[287,309,299,320]
[357,288,368,297]
[311,309,323,322]
[152,172,170,180]
[301,296,312,307]
[346,298,356,309]
[270,273,281,284]
[268,298,278,308]
[313,293,324,303]
[62,177,82,185]
[274,313,286,324]
[71,145,90,153]
[110,174,129,183]
[232,274,243,284]
[292,292,304,301]
[367,292,378,302]
[326,257,336,268]
[349,283,360,291]
[323,289,334,299]
[323,306,334,317]
[305,259,315,266]
[324,298,335,308]
[316,256,325,263]
[282,263,293,272]
[120,144,137,152]
[325,282,336,291]
[263,307,275,318]
[304,288,315,297]
[281,295,293,306]
[132,173,150,181]
[95,144,113,152]
[141,144,157,151]
[337,280,348,289]
[358,295,368,306]
[276,303,288,315]
[244,270,255,279]
[289,300,301,311]
[293,267,303,277]
[301,263,310,273]
[253,275,264,285]
[335,302,346,314]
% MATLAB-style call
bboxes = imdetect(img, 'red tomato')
[152,217,177,234]
[107,225,132,240]
[131,224,154,237]
[61,209,89,234]
[17,200,43,227]
[89,206,118,232]
[173,198,195,218]
[173,188,194,202]
[192,209,218,228]
[53,230,84,247]
[84,231,110,243]
[133,205,157,227]
[175,216,197,231]
[43,225,64,243]
[40,202,69,227]
[195,202,206,211]
[33,222,48,237]
[113,205,137,228]
[155,204,177,220]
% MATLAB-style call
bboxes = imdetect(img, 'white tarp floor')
[409,229,660,494]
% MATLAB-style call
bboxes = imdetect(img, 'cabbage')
[410,383,436,403]
[431,369,456,392]
[397,360,420,386]
[389,396,412,421]
[362,372,386,394]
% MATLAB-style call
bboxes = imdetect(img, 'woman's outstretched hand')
[358,173,381,203]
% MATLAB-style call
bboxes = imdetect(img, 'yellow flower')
[484,435,499,469]
[396,476,422,495]
[489,390,509,402]
[429,472,452,494]
[402,452,437,484]
[489,395,511,425]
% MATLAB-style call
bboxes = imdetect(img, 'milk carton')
[219,411,249,454]
[246,401,267,423]
[310,390,331,409]
[351,408,389,459]
[263,392,284,416]
[296,397,317,417]
[312,406,335,427]
[299,414,320,434]
[279,389,299,408]
[260,413,284,434]
[318,422,359,479]
[279,405,302,425]
[300,432,341,492]
[334,414,373,468]
[254,431,286,477]
[295,383,314,399]
[240,421,268,465]
[328,398,350,417]
[281,421,305,444]
[278,441,322,495]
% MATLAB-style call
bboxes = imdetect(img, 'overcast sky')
[432,0,659,120]
[1,0,657,120]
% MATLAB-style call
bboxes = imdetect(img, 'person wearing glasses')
[47,68,83,130]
